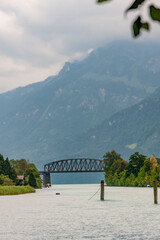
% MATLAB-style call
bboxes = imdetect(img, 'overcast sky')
[0,0,159,93]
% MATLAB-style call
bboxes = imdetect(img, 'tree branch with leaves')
[97,0,160,37]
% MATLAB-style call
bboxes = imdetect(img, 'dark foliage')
[97,0,160,37]
[126,152,146,177]
[29,173,37,188]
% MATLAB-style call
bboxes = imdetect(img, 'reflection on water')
[0,185,160,239]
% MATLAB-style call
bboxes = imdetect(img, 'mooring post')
[100,180,104,201]
[153,180,158,204]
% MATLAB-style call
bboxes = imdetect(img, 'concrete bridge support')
[43,172,51,187]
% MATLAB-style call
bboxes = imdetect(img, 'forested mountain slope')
[66,87,160,160]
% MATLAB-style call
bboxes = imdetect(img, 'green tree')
[126,152,146,177]
[2,158,17,182]
[103,150,123,175]
[97,0,160,37]
[0,174,14,186]
[110,159,128,175]
[25,168,39,178]
[0,154,5,174]
[35,178,42,189]
[29,173,37,188]
[119,170,127,186]
[143,158,152,173]
[136,167,146,186]
[125,173,136,187]
[150,165,160,184]
[17,159,29,175]
[3,158,12,176]
[10,159,18,169]
[112,172,120,186]
[0,154,41,187]
[3,176,14,186]
[25,167,42,188]
[0,174,4,185]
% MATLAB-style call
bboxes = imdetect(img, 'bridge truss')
[44,158,104,173]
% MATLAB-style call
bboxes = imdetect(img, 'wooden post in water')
[100,180,104,201]
[153,180,158,204]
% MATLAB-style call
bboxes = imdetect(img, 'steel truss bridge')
[39,158,104,186]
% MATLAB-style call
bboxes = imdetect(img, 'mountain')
[64,87,160,161]
[0,41,160,175]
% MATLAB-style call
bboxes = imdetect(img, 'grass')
[0,185,35,195]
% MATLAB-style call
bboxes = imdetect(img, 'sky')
[0,0,159,93]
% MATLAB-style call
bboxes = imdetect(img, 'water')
[0,185,160,239]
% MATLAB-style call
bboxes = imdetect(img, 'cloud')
[0,0,159,93]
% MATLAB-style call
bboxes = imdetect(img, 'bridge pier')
[43,172,51,187]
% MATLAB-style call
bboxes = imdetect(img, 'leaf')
[141,23,150,31]
[132,16,150,37]
[133,16,141,37]
[150,5,160,22]
[97,0,111,3]
[126,0,146,13]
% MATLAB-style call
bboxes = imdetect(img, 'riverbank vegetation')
[0,185,35,195]
[0,153,42,194]
[104,150,160,187]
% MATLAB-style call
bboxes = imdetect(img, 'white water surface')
[0,185,160,240]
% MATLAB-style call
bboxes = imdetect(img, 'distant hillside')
[0,41,160,173]
[65,87,160,161]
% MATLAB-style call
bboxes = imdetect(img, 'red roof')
[17,175,24,180]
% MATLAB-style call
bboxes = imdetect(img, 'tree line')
[0,153,41,188]
[104,150,160,187]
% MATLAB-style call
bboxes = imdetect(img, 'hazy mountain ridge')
[65,87,160,160]
[0,41,160,170]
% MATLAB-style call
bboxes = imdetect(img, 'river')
[0,185,160,239]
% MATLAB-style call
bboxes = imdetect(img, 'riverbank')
[0,185,35,195]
